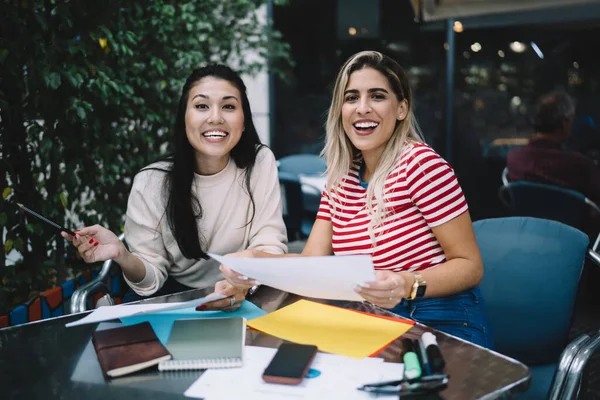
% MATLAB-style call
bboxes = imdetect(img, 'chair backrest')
[277,154,327,176]
[278,171,305,241]
[473,217,588,365]
[499,180,591,230]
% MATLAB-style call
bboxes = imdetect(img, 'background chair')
[473,217,588,399]
[499,167,600,236]
[277,154,327,176]
[278,171,315,240]
[278,153,326,217]
[499,168,600,308]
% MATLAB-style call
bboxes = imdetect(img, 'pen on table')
[416,337,431,376]
[15,202,77,236]
[402,338,422,380]
[422,332,446,374]
[358,373,449,391]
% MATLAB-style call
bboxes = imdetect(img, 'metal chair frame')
[70,232,124,314]
[554,330,600,400]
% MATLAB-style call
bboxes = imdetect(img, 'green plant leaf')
[59,193,68,208]
[13,238,23,252]
[45,72,61,89]
[4,239,13,254]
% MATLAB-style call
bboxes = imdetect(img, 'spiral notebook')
[158,317,245,371]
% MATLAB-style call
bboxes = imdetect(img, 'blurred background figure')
[507,91,600,204]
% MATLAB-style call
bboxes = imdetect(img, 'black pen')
[16,202,76,236]
[418,336,432,375]
[422,332,445,374]
[357,374,449,393]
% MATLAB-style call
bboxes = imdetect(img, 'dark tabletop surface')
[0,286,530,400]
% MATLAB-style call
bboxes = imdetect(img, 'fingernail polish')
[89,238,94,244]
[196,304,207,311]
[74,229,80,232]
[73,234,77,239]
[94,242,99,247]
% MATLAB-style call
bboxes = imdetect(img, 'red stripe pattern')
[317,143,468,272]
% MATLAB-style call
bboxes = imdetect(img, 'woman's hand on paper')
[61,224,125,264]
[219,249,259,290]
[355,270,410,308]
[198,280,247,311]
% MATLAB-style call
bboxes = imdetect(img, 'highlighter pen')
[401,338,422,380]
[417,337,432,376]
[422,332,446,374]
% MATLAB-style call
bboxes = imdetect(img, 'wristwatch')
[245,284,261,299]
[407,273,427,300]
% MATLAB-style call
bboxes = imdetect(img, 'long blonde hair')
[322,51,424,243]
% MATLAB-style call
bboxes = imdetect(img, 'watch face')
[416,285,426,298]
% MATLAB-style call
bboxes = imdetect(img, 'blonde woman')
[221,51,491,347]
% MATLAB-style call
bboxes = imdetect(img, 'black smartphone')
[262,343,318,385]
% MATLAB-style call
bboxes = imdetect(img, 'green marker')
[402,338,422,380]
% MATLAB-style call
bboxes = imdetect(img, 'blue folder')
[120,300,267,345]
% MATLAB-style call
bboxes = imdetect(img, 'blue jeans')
[389,286,493,349]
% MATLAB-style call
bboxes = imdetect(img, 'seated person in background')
[507,90,600,204]
[62,65,288,310]
[222,51,492,348]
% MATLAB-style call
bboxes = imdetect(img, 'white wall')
[239,4,271,146]
[243,70,270,146]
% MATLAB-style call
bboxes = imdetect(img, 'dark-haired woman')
[63,65,287,310]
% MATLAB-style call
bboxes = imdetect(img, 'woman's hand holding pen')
[355,270,411,308]
[61,225,125,264]
[218,249,260,290]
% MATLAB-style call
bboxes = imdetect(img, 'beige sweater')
[123,147,288,296]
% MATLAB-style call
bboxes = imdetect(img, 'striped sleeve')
[316,186,332,222]
[404,145,468,227]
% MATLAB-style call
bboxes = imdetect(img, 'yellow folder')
[247,300,414,359]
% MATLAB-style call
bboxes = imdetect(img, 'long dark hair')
[155,65,263,260]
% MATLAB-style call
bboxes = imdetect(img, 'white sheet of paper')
[209,253,375,301]
[65,293,226,327]
[184,345,403,400]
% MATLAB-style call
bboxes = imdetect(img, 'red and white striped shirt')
[317,142,468,272]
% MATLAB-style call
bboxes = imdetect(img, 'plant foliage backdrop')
[0,0,291,313]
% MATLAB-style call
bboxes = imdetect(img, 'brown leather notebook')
[92,321,172,378]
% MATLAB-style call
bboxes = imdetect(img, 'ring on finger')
[229,296,236,307]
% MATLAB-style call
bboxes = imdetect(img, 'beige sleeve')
[123,170,170,296]
[247,147,288,254]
